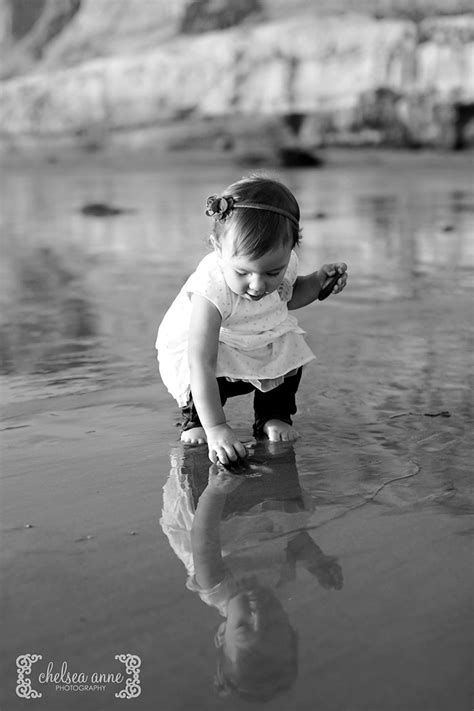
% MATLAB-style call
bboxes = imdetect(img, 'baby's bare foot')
[181,426,207,444]
[263,420,299,442]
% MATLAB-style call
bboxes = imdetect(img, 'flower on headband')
[205,195,234,221]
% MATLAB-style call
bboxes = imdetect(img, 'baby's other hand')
[318,262,348,295]
[205,423,247,465]
[207,464,243,494]
[307,555,343,590]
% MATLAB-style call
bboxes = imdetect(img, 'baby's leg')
[253,368,303,441]
[262,419,298,441]
[180,379,253,444]
[181,426,207,444]
[180,397,206,443]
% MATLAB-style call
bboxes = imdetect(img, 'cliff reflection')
[161,441,343,702]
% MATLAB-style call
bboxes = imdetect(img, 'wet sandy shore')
[1,288,472,710]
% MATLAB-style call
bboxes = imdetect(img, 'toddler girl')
[156,175,347,464]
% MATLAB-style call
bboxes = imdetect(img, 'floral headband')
[205,194,299,228]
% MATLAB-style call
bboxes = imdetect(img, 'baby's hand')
[207,464,243,494]
[205,423,248,465]
[307,555,343,590]
[318,262,348,296]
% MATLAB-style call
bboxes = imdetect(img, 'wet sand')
[1,288,472,710]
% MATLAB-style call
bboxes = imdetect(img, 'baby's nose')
[249,274,265,293]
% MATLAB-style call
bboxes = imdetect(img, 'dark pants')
[181,368,303,438]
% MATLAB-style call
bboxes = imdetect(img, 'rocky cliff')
[0,0,473,153]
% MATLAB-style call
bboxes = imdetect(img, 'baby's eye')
[267,269,283,277]
[235,270,247,276]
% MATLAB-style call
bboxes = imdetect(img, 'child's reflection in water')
[161,442,343,702]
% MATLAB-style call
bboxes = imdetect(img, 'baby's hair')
[209,175,302,259]
[214,626,298,701]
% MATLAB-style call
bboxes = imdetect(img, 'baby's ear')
[214,622,226,648]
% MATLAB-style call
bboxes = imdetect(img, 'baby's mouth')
[246,292,266,301]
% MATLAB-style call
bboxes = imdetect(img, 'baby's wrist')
[202,484,226,499]
[204,421,228,434]
[310,271,323,296]
[314,270,323,287]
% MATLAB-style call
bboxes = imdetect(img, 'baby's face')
[215,231,292,301]
[221,587,293,662]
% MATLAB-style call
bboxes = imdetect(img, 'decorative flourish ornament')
[16,654,42,699]
[115,654,141,699]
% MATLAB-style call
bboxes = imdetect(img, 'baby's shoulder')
[186,568,236,614]
[186,252,221,286]
[186,252,234,319]
[194,251,223,278]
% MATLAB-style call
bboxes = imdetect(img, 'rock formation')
[0,0,473,152]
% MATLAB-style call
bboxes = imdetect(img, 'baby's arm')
[286,531,343,590]
[288,262,348,310]
[188,294,247,464]
[192,466,242,589]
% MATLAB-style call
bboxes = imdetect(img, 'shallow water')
[1,150,473,402]
[1,150,473,710]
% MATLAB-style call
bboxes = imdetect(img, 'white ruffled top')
[156,250,315,407]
